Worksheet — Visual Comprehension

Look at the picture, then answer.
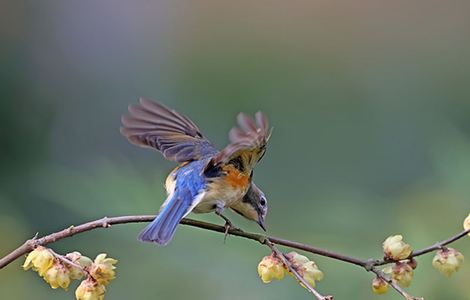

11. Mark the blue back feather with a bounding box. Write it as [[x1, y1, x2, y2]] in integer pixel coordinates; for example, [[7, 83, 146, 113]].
[[138, 161, 207, 245]]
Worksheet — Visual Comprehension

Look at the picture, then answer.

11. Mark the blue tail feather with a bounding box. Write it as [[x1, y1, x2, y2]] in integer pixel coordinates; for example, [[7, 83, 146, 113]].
[[138, 191, 194, 245]]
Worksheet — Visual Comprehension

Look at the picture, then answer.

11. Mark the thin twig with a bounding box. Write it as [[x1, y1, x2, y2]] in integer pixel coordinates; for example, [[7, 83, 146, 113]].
[[265, 239, 333, 300], [51, 251, 82, 271], [370, 268, 423, 300], [410, 228, 469, 257]]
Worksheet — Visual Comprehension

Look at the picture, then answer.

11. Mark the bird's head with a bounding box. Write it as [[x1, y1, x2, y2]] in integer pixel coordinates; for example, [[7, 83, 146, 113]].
[[230, 183, 268, 231]]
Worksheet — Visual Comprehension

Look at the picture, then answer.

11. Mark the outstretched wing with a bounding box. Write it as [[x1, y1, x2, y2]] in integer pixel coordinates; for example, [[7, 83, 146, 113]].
[[120, 97, 218, 162], [209, 111, 271, 170]]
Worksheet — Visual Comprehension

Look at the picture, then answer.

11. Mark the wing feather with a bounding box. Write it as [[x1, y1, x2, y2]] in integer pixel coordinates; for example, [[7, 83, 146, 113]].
[[120, 97, 218, 162], [210, 111, 271, 169]]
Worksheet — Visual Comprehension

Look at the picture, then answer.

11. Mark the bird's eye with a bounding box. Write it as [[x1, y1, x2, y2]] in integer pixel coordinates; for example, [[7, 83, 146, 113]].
[[260, 199, 266, 206]]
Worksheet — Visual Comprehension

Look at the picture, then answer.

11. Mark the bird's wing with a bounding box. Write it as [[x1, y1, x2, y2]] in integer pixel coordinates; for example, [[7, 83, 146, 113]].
[[120, 97, 218, 162], [208, 111, 271, 170]]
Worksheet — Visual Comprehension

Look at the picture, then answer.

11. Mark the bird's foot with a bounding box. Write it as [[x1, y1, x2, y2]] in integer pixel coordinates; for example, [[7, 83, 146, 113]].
[[222, 219, 234, 242], [215, 209, 235, 243]]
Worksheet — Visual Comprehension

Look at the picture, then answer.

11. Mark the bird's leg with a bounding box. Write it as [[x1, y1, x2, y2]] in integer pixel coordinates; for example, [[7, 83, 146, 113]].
[[214, 206, 234, 242]]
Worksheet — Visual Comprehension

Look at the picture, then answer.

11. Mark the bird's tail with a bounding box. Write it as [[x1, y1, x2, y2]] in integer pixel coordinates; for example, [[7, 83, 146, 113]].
[[138, 191, 194, 246]]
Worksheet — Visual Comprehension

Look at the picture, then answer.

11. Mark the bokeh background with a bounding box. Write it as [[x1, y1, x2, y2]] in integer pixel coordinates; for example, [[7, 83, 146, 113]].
[[1, 1, 470, 299]]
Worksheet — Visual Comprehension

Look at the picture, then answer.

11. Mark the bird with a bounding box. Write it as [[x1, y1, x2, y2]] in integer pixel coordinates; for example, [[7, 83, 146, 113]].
[[120, 98, 271, 245]]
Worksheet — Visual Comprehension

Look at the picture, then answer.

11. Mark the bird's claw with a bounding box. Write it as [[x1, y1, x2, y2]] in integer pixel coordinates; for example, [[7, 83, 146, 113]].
[[223, 220, 234, 243], [215, 210, 234, 243]]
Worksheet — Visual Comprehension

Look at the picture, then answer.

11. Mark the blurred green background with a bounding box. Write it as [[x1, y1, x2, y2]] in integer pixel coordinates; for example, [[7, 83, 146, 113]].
[[1, 1, 469, 299]]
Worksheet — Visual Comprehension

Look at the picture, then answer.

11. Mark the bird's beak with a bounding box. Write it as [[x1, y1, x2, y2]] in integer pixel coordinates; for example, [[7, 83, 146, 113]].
[[257, 218, 267, 231]]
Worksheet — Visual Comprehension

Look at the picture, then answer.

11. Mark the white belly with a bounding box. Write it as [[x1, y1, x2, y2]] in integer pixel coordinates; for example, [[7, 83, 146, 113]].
[[192, 183, 246, 214]]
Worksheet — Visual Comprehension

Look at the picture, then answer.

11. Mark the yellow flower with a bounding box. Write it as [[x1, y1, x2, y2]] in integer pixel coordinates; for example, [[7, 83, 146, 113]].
[[67, 251, 93, 268], [286, 252, 310, 267], [432, 248, 464, 277], [372, 277, 389, 295], [392, 262, 413, 287], [75, 278, 106, 300], [464, 213, 470, 237], [66, 252, 93, 280], [383, 235, 412, 260], [23, 246, 55, 276], [43, 261, 71, 290], [89, 254, 118, 285], [257, 255, 285, 283], [299, 261, 324, 288], [285, 252, 324, 288], [381, 266, 392, 274]]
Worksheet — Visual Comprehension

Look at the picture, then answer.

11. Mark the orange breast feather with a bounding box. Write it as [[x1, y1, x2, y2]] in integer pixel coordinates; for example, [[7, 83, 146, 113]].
[[223, 165, 249, 189]]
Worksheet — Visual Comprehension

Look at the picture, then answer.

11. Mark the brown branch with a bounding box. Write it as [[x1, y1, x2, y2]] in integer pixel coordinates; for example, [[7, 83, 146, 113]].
[[266, 235, 366, 267], [265, 240, 332, 300], [0, 215, 468, 299], [410, 228, 469, 257], [0, 215, 370, 270], [0, 215, 152, 269]]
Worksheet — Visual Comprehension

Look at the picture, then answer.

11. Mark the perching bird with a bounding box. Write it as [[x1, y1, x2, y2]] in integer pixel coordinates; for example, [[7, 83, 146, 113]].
[[120, 98, 271, 245]]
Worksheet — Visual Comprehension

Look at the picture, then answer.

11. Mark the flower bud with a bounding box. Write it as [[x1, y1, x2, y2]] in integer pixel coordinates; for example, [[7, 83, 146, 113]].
[[23, 246, 55, 276], [372, 277, 389, 295], [67, 252, 93, 268], [299, 261, 324, 288], [392, 262, 413, 287], [432, 248, 464, 277], [75, 278, 106, 300], [89, 254, 118, 286], [464, 213, 470, 237], [257, 255, 285, 283], [43, 261, 71, 290], [66, 252, 93, 280], [383, 235, 412, 260], [285, 252, 324, 288], [285, 252, 310, 267]]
